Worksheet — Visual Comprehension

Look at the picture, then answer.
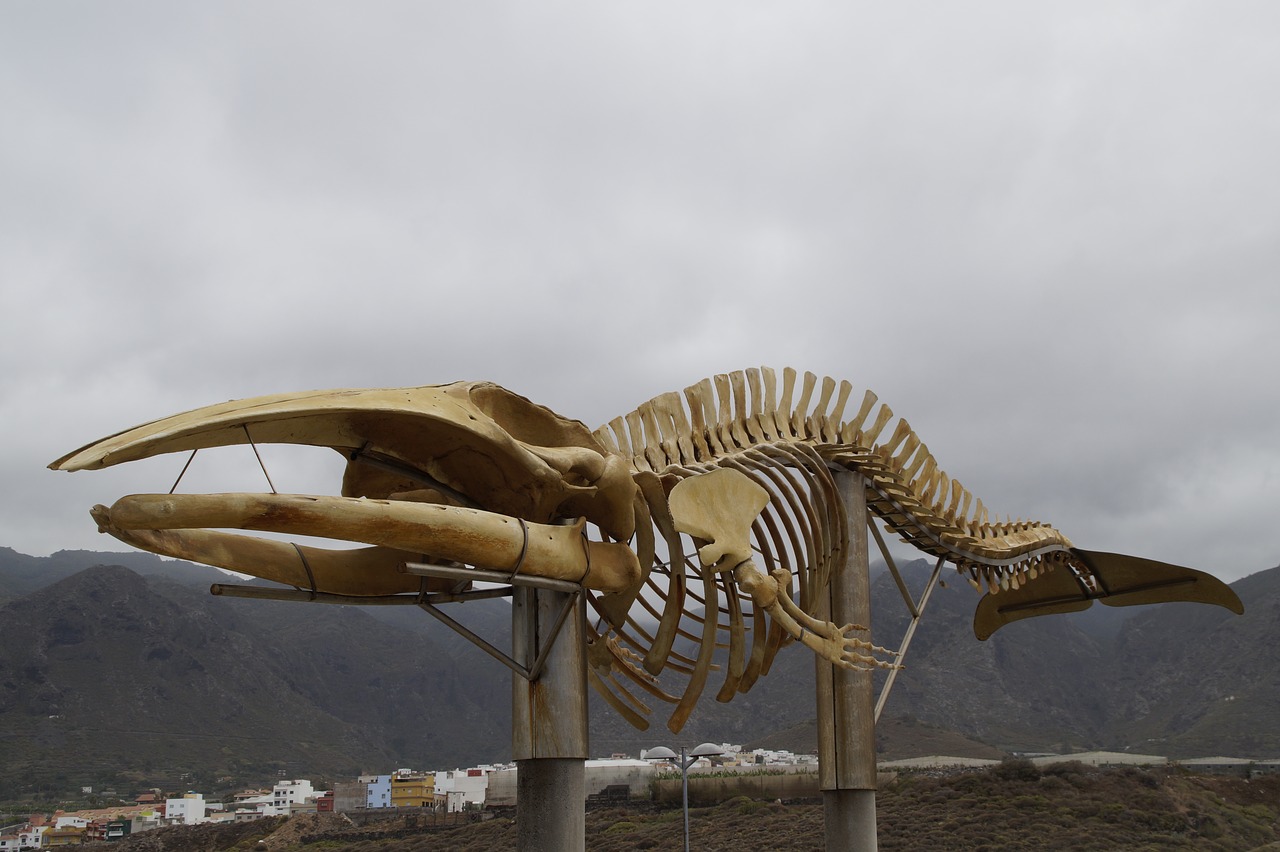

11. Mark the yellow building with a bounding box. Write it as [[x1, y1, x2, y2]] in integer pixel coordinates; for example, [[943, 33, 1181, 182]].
[[45, 825, 87, 847], [390, 771, 435, 808]]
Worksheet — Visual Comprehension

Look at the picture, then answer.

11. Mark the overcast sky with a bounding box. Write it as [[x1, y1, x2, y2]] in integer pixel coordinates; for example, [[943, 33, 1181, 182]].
[[3, 3, 1277, 586]]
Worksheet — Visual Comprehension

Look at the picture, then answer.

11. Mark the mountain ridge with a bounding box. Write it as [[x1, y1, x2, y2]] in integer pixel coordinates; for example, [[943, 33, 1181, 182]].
[[1, 547, 1274, 799]]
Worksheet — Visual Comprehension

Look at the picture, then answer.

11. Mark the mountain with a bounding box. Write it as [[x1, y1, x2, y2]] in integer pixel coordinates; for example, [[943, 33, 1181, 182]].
[[870, 558, 1280, 758], [0, 559, 510, 799], [1, 547, 1276, 800], [871, 561, 1115, 752], [1104, 566, 1280, 756], [0, 546, 230, 605]]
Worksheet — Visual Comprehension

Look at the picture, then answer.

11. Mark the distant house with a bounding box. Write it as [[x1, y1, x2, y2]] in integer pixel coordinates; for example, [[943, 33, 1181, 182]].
[[272, 779, 316, 812], [391, 771, 434, 808], [1031, 751, 1167, 768], [434, 769, 489, 812], [230, 793, 275, 818], [1178, 757, 1253, 776], [84, 819, 116, 843], [364, 775, 392, 809], [22, 825, 50, 848], [878, 755, 1000, 770], [332, 780, 367, 813], [105, 819, 133, 841], [487, 759, 655, 808], [164, 793, 207, 825], [44, 824, 87, 847]]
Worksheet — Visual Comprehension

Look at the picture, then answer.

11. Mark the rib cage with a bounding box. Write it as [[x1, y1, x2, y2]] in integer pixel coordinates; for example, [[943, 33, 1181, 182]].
[[583, 367, 1079, 734]]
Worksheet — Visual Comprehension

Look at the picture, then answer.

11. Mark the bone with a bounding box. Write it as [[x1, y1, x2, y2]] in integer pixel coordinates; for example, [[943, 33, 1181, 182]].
[[690, 378, 725, 459], [743, 368, 767, 444], [861, 403, 895, 446], [755, 367, 781, 442], [656, 391, 696, 465], [777, 367, 798, 439], [668, 469, 770, 569], [840, 389, 878, 445], [587, 667, 650, 731], [624, 410, 650, 472], [681, 382, 713, 461], [605, 416, 631, 457], [637, 402, 668, 470], [877, 419, 913, 461], [91, 505, 437, 597], [807, 375, 834, 441], [715, 577, 748, 702], [713, 373, 739, 451], [826, 379, 853, 444], [909, 453, 936, 492], [104, 493, 641, 593], [893, 433, 923, 476], [666, 561, 721, 733], [791, 370, 817, 438]]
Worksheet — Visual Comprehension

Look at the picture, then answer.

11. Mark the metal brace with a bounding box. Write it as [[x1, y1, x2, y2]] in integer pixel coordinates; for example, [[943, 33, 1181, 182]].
[[404, 561, 582, 682], [868, 515, 945, 723]]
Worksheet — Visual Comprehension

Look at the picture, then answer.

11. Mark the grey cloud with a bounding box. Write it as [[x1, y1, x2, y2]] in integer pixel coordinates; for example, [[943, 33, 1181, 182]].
[[4, 3, 1278, 582]]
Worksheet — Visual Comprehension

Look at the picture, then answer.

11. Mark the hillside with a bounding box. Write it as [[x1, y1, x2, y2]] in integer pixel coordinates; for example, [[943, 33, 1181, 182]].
[[93, 764, 1280, 851], [860, 558, 1280, 759], [0, 562, 509, 799], [2, 547, 1277, 800], [1106, 565, 1280, 757], [0, 546, 229, 605]]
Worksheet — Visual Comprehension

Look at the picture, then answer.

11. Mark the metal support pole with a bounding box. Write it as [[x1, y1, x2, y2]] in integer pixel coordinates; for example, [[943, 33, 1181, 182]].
[[513, 585, 588, 851], [817, 471, 877, 851], [681, 747, 690, 852]]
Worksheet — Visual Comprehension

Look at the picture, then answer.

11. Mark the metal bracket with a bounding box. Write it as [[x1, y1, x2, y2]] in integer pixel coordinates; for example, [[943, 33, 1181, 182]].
[[868, 516, 945, 723], [404, 562, 581, 682], [209, 583, 511, 607], [211, 559, 582, 683]]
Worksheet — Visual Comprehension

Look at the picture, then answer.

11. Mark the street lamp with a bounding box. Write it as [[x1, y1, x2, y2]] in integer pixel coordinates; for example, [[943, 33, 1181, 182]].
[[644, 742, 724, 851]]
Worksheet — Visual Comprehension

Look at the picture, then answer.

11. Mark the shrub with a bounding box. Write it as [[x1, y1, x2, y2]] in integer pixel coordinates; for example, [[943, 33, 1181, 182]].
[[991, 758, 1041, 783]]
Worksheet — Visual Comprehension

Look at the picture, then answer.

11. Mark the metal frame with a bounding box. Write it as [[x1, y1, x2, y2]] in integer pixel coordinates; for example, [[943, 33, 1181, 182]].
[[404, 562, 581, 682], [212, 561, 583, 683], [865, 516, 945, 723]]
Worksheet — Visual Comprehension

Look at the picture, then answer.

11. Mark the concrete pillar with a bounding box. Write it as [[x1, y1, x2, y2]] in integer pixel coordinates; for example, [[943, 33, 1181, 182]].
[[516, 757, 585, 849], [512, 586, 588, 851], [816, 471, 877, 851]]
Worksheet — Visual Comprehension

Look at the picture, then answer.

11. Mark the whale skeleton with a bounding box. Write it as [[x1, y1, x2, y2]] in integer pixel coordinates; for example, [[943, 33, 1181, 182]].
[[51, 367, 1242, 733]]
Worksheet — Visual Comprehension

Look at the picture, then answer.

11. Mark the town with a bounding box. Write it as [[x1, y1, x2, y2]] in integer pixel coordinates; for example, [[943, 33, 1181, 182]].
[[0, 743, 796, 848], [3, 746, 1277, 848]]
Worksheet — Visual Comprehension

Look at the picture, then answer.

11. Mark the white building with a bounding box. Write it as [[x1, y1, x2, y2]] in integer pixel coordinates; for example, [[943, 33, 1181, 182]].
[[165, 793, 207, 825], [434, 769, 489, 812], [879, 755, 1000, 770], [1031, 751, 1167, 768], [272, 779, 315, 811], [231, 793, 277, 817]]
